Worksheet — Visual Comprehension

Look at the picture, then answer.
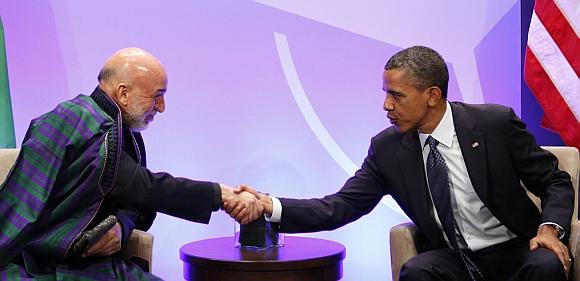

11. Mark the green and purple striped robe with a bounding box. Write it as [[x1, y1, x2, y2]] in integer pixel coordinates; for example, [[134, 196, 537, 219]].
[[0, 89, 160, 280]]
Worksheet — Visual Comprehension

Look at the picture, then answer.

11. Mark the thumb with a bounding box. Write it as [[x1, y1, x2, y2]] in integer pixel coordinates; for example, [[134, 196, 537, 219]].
[[233, 186, 244, 194], [529, 239, 539, 251]]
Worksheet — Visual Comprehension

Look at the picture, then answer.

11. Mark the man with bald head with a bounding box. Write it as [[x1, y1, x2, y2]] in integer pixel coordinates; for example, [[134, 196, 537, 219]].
[[0, 48, 260, 280]]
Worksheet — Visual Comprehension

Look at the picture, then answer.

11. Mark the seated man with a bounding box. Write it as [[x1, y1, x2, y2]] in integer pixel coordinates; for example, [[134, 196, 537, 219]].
[[228, 46, 574, 281], [0, 48, 261, 280]]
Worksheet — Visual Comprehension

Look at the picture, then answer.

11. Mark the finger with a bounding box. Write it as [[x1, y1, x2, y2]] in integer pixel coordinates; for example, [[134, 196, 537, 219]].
[[99, 237, 119, 256], [230, 203, 246, 218], [238, 185, 259, 197], [539, 239, 569, 272], [248, 204, 262, 221], [104, 242, 121, 256], [230, 204, 246, 220], [547, 242, 568, 271], [228, 199, 245, 213], [224, 200, 238, 213], [241, 210, 253, 224], [235, 209, 248, 223], [85, 237, 107, 256], [555, 245, 570, 274], [566, 257, 572, 278], [529, 239, 540, 251]]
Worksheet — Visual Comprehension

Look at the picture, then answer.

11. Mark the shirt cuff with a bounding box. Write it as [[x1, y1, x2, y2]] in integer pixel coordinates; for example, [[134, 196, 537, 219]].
[[539, 222, 565, 239], [265, 196, 282, 223]]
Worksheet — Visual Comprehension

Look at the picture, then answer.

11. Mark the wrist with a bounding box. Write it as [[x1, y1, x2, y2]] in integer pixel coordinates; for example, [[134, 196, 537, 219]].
[[220, 184, 234, 203], [538, 224, 560, 238], [261, 196, 273, 216]]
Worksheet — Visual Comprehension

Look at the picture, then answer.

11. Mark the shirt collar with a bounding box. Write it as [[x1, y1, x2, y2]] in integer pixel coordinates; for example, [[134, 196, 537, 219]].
[[419, 101, 454, 149]]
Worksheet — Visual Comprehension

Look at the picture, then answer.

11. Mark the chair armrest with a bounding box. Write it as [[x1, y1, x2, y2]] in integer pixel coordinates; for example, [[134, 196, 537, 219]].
[[390, 222, 421, 281], [122, 229, 154, 272]]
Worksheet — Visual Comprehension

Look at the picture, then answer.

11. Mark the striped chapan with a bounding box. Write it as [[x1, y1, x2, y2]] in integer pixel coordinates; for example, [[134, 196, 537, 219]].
[[0, 88, 159, 280]]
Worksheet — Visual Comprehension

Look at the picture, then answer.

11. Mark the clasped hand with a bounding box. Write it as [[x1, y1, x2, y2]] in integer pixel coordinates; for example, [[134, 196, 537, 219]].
[[83, 222, 123, 257], [221, 184, 266, 224]]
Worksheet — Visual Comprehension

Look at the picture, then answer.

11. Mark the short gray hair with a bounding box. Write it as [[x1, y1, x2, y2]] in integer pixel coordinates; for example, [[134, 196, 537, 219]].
[[97, 67, 116, 83], [384, 46, 449, 98]]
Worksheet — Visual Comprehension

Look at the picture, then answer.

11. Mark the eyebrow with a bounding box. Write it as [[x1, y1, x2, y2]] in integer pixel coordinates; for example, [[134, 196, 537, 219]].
[[385, 89, 405, 96], [154, 89, 166, 97]]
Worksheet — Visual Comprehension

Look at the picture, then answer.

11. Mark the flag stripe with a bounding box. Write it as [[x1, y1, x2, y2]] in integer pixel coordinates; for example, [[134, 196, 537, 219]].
[[535, 0, 580, 76], [528, 12, 580, 121], [525, 47, 580, 146], [554, 0, 580, 35]]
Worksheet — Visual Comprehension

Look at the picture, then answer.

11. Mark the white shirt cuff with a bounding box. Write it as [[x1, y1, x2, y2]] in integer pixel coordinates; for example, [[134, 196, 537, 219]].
[[265, 196, 282, 223], [539, 222, 565, 239]]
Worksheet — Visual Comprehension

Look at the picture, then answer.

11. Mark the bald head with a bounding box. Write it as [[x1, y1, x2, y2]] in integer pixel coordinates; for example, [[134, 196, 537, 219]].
[[98, 47, 168, 131], [98, 47, 166, 90]]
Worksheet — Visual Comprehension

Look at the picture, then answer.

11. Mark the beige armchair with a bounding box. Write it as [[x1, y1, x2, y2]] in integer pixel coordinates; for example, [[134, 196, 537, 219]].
[[389, 146, 580, 281], [0, 148, 154, 272]]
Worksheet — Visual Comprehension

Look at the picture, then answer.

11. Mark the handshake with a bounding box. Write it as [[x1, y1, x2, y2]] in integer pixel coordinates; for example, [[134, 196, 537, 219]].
[[220, 184, 273, 224]]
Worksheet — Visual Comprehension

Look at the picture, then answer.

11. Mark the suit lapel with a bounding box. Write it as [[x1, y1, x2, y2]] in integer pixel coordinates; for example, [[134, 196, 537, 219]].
[[451, 103, 489, 204], [397, 131, 445, 244]]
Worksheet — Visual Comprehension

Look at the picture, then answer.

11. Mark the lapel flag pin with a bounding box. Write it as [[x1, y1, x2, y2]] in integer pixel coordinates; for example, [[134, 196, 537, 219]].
[[472, 141, 479, 148]]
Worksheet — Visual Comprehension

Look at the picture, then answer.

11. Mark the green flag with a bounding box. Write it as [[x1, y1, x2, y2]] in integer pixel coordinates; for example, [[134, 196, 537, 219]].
[[0, 17, 15, 148]]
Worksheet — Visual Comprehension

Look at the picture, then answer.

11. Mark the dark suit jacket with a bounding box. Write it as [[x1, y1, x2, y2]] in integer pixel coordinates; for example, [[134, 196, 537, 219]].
[[277, 102, 574, 250]]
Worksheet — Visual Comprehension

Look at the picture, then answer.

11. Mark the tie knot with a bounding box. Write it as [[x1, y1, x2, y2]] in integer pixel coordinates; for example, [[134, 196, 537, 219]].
[[426, 136, 439, 148]]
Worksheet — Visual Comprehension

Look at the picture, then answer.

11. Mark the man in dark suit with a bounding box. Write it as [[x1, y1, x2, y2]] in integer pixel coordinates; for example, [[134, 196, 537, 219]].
[[226, 46, 574, 280]]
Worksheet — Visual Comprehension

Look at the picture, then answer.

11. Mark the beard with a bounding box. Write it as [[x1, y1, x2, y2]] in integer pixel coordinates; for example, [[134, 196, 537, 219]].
[[124, 102, 153, 132]]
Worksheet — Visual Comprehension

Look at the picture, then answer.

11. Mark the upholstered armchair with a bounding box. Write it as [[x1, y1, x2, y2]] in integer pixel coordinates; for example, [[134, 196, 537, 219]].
[[0, 148, 154, 272], [389, 146, 580, 281]]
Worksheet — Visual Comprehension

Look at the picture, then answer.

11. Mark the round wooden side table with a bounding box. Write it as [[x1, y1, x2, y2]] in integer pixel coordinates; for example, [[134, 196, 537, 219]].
[[180, 236, 346, 281]]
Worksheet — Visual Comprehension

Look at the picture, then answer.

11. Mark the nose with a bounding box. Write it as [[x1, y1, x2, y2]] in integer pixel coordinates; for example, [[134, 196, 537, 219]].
[[383, 93, 394, 111], [155, 95, 165, 113]]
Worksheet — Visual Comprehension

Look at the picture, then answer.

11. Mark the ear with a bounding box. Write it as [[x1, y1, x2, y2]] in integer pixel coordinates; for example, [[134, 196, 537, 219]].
[[427, 87, 443, 107], [116, 83, 129, 107]]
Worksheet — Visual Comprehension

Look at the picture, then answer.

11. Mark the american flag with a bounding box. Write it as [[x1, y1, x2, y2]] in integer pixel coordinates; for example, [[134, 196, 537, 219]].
[[524, 0, 580, 150]]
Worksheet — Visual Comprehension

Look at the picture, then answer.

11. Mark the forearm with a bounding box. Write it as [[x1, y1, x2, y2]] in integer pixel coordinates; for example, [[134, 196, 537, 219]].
[[111, 151, 219, 223], [278, 193, 381, 233]]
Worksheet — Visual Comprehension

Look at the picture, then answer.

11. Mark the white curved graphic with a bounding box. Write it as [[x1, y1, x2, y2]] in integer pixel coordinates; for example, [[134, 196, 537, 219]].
[[274, 32, 407, 218], [259, 1, 519, 104]]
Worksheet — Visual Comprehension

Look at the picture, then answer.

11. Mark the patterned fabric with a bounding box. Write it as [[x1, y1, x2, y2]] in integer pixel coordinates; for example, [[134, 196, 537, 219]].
[[425, 136, 455, 246], [426, 136, 483, 281], [1, 257, 162, 281], [0, 88, 159, 280]]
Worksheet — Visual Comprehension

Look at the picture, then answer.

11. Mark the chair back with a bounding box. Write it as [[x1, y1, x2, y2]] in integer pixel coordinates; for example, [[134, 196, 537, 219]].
[[0, 148, 20, 184], [524, 146, 579, 222]]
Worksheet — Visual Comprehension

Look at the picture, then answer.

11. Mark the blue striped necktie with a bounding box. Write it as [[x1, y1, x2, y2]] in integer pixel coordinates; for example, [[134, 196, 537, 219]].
[[425, 136, 484, 281]]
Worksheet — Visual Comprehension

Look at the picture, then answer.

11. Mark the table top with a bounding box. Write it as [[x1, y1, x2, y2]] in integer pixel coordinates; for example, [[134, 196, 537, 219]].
[[180, 236, 346, 271]]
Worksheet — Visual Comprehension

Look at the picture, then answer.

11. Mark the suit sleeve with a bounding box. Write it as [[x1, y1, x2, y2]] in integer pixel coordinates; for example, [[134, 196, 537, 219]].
[[278, 141, 387, 233], [506, 108, 574, 237], [110, 151, 222, 224], [115, 209, 137, 245]]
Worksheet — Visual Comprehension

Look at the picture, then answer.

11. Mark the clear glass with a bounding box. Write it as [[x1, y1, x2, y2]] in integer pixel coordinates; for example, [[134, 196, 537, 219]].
[[234, 218, 284, 249]]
